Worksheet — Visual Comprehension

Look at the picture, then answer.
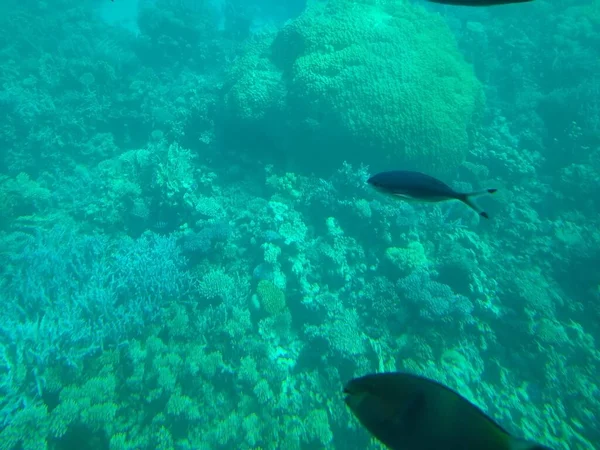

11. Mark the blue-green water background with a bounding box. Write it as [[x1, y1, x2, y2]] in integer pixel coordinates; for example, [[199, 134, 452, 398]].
[[0, 0, 598, 448]]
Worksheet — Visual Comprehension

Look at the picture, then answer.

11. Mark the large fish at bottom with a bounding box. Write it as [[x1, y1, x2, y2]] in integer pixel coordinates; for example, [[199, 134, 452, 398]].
[[367, 170, 497, 219], [344, 371, 554, 450]]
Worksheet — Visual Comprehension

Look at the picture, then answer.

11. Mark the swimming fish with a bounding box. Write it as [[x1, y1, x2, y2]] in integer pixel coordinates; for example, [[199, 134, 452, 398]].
[[344, 371, 553, 450], [367, 170, 497, 219], [427, 0, 533, 6]]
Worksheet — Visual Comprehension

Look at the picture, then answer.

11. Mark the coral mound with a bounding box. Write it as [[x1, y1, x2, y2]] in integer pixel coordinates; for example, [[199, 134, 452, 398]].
[[224, 0, 484, 175]]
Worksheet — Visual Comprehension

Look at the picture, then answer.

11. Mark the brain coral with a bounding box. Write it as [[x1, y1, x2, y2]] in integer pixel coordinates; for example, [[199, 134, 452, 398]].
[[224, 0, 484, 175]]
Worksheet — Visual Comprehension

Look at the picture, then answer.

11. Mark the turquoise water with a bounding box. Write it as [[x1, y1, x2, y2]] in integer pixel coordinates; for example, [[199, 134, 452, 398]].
[[0, 0, 598, 448]]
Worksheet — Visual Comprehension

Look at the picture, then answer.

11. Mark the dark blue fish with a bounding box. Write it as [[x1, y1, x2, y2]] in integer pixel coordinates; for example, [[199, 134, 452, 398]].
[[344, 372, 554, 450], [427, 0, 533, 5], [368, 170, 497, 219]]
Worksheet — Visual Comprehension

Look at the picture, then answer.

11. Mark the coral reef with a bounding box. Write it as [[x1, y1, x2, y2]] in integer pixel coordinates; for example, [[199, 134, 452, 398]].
[[0, 0, 598, 449]]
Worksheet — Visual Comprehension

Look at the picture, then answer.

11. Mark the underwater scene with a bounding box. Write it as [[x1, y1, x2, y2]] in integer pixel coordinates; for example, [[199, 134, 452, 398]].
[[0, 0, 599, 448]]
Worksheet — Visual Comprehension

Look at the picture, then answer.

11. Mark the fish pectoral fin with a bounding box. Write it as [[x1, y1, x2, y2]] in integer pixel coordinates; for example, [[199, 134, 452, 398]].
[[392, 193, 419, 203]]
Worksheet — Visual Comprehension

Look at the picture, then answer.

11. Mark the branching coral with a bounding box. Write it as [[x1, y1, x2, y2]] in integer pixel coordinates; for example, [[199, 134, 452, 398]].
[[397, 270, 474, 321]]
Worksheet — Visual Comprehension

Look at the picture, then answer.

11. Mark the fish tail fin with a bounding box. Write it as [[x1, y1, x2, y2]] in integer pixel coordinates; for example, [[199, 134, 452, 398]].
[[457, 189, 497, 219]]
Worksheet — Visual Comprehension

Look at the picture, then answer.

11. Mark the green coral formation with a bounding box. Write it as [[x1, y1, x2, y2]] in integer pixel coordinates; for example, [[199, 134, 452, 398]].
[[279, 0, 484, 173], [385, 241, 428, 274], [257, 280, 287, 315], [225, 0, 484, 174]]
